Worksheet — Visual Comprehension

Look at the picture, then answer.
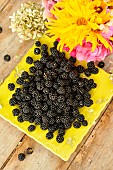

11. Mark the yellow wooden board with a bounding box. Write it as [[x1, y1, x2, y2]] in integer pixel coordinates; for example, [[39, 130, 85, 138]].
[[0, 35, 113, 161]]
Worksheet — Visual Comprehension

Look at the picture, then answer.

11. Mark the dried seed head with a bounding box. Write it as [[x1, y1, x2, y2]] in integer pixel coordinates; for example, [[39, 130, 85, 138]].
[[9, 2, 46, 42]]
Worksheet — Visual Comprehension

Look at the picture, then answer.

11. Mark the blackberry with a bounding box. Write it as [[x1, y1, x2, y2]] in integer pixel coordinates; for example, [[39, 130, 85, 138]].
[[78, 80, 84, 87], [84, 92, 91, 99], [43, 88, 49, 95], [26, 56, 33, 64], [16, 77, 24, 85], [46, 132, 53, 139], [29, 117, 35, 123], [40, 123, 48, 130], [50, 47, 59, 56], [21, 71, 29, 79], [42, 103, 48, 111], [73, 121, 81, 128], [91, 83, 97, 88], [77, 114, 84, 122], [34, 60, 43, 69], [53, 82, 59, 89], [45, 80, 53, 88], [69, 56, 76, 63], [41, 51, 49, 57], [79, 88, 85, 94], [34, 117, 42, 125], [29, 66, 37, 73], [26, 148, 33, 155], [56, 134, 64, 143], [35, 70, 43, 77], [36, 82, 44, 90], [60, 72, 68, 79], [58, 129, 65, 136], [47, 110, 54, 118], [63, 65, 70, 73], [88, 79, 94, 85], [8, 83, 15, 91], [41, 44, 48, 51], [76, 65, 85, 73], [57, 95, 65, 103], [49, 118, 55, 125], [84, 99, 93, 107], [59, 52, 65, 58], [12, 108, 20, 116], [53, 40, 59, 47], [17, 115, 24, 123], [48, 124, 57, 132], [40, 56, 47, 64], [87, 61, 95, 68], [28, 75, 34, 81], [22, 106, 30, 114], [57, 87, 65, 94], [56, 116, 61, 124], [18, 153, 25, 161], [34, 48, 41, 55], [72, 109, 80, 118], [76, 94, 82, 101], [22, 81, 29, 88], [72, 84, 78, 92], [49, 92, 57, 101], [98, 61, 105, 68], [82, 120, 88, 126], [35, 40, 41, 47], [84, 68, 91, 77], [4, 54, 11, 62], [69, 71, 78, 79], [91, 67, 99, 74], [66, 98, 73, 106], [15, 88, 21, 94], [9, 98, 17, 106], [0, 27, 3, 33], [28, 125, 36, 132], [78, 100, 84, 107], [22, 114, 30, 121], [64, 123, 72, 129]]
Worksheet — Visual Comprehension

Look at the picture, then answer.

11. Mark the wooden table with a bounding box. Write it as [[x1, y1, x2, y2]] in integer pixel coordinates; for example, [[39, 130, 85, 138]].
[[0, 1, 113, 170]]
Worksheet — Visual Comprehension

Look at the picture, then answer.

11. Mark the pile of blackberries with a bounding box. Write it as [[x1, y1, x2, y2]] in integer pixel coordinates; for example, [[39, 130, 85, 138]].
[[8, 40, 98, 143]]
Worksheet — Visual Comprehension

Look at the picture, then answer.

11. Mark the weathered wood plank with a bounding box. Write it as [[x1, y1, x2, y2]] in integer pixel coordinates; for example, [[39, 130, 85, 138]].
[[0, 117, 24, 167], [68, 100, 113, 170]]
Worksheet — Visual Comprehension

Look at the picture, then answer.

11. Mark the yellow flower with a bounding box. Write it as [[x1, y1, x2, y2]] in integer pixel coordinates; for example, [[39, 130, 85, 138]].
[[46, 0, 112, 52]]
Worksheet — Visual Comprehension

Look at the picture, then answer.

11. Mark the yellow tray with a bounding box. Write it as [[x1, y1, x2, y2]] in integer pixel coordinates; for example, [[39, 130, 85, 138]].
[[0, 35, 113, 161]]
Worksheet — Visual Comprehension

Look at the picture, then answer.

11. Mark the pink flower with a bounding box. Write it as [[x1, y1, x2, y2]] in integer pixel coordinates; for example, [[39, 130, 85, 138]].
[[42, 0, 60, 19], [102, 26, 113, 39], [64, 40, 112, 62]]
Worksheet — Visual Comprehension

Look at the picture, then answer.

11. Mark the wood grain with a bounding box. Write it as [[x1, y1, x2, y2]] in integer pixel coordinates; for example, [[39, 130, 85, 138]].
[[0, 117, 23, 167]]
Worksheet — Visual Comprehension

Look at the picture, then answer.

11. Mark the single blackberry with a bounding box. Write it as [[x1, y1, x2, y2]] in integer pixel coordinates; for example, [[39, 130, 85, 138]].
[[49, 92, 57, 101], [36, 82, 44, 90], [66, 98, 73, 106], [91, 67, 99, 74], [49, 118, 56, 125], [29, 66, 37, 73], [9, 98, 17, 106], [21, 71, 29, 79], [56, 134, 64, 143], [58, 129, 65, 136], [57, 95, 65, 103], [17, 115, 24, 123], [28, 75, 34, 81], [35, 40, 41, 47], [18, 153, 25, 161], [84, 92, 91, 99], [29, 117, 35, 123], [60, 72, 68, 79], [41, 44, 48, 51], [72, 99, 79, 107], [98, 61, 105, 68], [12, 108, 20, 116], [56, 116, 61, 124], [63, 65, 70, 73], [84, 99, 93, 107], [42, 103, 48, 111], [47, 110, 54, 118], [72, 109, 80, 118], [53, 82, 59, 89], [34, 60, 43, 69], [8, 83, 15, 91], [45, 80, 53, 88], [0, 27, 3, 33], [79, 88, 85, 94], [48, 124, 57, 132], [50, 47, 59, 56], [82, 120, 88, 126], [26, 56, 33, 64], [77, 114, 85, 122], [22, 114, 31, 121], [84, 68, 91, 77], [40, 123, 48, 130], [91, 83, 97, 88], [59, 52, 65, 58], [46, 132, 53, 139], [26, 148, 33, 155], [28, 125, 36, 132], [41, 51, 49, 57], [76, 65, 85, 73], [64, 123, 72, 129], [78, 100, 84, 107], [69, 56, 76, 63], [73, 121, 81, 128], [69, 71, 78, 79], [15, 88, 21, 94], [34, 48, 41, 55], [34, 117, 42, 125], [76, 94, 82, 101], [53, 40, 59, 47], [16, 77, 24, 85], [88, 79, 94, 85], [40, 56, 47, 64], [87, 61, 95, 68], [57, 87, 65, 95], [4, 54, 11, 62]]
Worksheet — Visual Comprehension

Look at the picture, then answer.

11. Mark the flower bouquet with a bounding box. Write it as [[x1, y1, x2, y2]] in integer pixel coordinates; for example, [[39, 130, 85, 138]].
[[42, 0, 113, 62]]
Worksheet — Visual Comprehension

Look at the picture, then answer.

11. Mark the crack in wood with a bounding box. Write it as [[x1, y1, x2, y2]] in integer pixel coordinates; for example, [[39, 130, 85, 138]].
[[0, 0, 11, 12], [0, 134, 26, 170]]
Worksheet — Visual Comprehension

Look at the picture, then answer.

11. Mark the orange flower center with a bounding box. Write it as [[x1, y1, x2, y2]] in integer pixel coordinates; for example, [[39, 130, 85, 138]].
[[76, 18, 87, 26]]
